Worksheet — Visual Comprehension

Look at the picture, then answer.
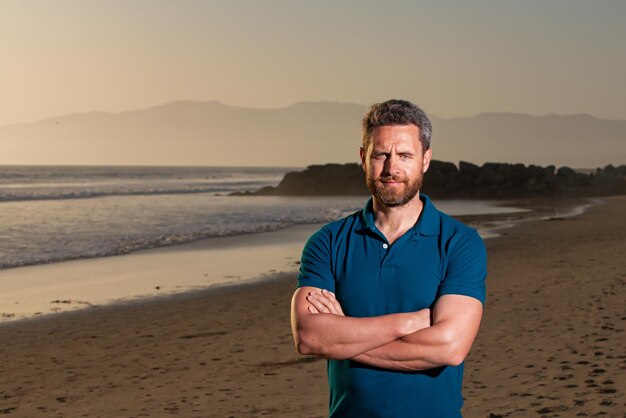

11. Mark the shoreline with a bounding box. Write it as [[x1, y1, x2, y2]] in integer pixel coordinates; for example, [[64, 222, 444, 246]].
[[0, 196, 623, 417], [0, 222, 322, 323], [0, 197, 599, 323], [0, 195, 529, 271], [458, 196, 604, 238]]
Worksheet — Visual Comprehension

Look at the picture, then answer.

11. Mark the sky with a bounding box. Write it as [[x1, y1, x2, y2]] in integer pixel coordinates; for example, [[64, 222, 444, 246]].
[[1, 0, 625, 127]]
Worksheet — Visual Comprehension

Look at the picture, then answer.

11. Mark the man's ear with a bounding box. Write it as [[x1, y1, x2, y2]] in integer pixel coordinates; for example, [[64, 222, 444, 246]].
[[422, 148, 432, 174], [359, 147, 367, 171]]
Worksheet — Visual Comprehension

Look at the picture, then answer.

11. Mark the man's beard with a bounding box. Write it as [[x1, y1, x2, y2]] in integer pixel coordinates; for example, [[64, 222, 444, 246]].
[[366, 173, 422, 208]]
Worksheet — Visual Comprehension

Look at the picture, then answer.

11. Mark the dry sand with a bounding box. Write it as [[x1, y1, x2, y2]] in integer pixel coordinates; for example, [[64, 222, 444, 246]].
[[0, 196, 624, 417]]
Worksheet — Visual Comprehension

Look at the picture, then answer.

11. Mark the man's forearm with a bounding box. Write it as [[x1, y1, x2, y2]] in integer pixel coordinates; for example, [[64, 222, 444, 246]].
[[291, 287, 430, 360], [294, 312, 420, 360], [351, 325, 458, 371], [352, 295, 483, 371]]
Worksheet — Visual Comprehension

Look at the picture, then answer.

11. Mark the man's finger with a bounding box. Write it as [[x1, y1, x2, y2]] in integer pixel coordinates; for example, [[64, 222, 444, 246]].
[[316, 290, 345, 316], [307, 291, 344, 315], [308, 304, 320, 314], [307, 293, 331, 313]]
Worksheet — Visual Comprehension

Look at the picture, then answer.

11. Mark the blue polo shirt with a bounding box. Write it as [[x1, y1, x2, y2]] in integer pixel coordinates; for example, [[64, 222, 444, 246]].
[[297, 194, 487, 418]]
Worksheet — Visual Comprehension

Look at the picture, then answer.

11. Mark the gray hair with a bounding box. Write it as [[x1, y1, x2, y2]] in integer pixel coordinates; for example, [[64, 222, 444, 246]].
[[361, 99, 432, 152]]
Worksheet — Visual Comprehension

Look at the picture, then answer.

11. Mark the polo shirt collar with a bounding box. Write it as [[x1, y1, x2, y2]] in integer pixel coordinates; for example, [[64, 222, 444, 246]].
[[358, 194, 440, 238], [416, 194, 440, 237]]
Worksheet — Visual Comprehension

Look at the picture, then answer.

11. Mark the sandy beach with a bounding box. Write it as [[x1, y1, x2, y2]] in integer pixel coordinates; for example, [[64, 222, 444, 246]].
[[1, 196, 625, 417]]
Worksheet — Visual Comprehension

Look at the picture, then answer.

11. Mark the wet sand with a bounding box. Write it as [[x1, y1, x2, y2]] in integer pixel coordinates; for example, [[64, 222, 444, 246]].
[[0, 196, 624, 417], [0, 223, 321, 322]]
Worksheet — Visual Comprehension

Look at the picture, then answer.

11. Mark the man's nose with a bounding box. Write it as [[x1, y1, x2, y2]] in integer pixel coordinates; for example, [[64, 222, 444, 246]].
[[384, 153, 399, 174]]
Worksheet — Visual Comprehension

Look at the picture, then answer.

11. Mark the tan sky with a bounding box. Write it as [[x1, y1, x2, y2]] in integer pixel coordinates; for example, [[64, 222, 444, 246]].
[[1, 0, 625, 126]]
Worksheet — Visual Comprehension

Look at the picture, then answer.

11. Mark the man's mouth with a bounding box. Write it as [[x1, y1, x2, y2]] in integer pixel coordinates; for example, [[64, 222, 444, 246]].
[[379, 177, 404, 184]]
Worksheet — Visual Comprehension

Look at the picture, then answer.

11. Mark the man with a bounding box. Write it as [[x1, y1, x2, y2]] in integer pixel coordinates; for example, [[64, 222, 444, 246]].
[[290, 99, 487, 417]]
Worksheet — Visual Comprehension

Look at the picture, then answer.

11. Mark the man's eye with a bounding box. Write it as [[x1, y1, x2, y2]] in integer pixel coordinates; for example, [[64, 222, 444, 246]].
[[373, 154, 386, 160]]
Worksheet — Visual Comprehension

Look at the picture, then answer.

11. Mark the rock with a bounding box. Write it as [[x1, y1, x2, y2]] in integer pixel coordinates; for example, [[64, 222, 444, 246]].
[[459, 161, 480, 175], [557, 166, 576, 178]]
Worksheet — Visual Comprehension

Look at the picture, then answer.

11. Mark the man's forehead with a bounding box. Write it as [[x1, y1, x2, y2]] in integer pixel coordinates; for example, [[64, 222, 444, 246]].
[[371, 125, 421, 147], [372, 124, 420, 136]]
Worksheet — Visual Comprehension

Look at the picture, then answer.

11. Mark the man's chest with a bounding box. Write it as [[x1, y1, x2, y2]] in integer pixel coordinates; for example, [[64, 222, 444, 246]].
[[331, 236, 444, 316]]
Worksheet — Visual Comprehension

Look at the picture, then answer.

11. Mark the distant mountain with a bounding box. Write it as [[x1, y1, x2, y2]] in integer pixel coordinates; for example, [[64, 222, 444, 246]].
[[0, 101, 624, 167], [433, 112, 626, 169]]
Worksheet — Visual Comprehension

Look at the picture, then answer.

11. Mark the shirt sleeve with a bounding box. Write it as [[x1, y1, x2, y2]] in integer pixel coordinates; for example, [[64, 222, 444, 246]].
[[297, 226, 336, 293], [438, 228, 487, 304]]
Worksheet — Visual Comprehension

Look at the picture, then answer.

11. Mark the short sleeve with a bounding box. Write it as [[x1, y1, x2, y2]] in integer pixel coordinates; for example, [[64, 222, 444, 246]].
[[438, 229, 487, 304], [297, 227, 336, 293]]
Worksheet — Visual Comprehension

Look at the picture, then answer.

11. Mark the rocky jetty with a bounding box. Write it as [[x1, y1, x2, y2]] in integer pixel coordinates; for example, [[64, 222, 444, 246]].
[[423, 161, 626, 198], [234, 161, 626, 199]]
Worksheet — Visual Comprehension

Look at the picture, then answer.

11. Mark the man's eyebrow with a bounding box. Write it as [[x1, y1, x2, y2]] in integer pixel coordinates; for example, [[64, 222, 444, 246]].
[[371, 149, 415, 155]]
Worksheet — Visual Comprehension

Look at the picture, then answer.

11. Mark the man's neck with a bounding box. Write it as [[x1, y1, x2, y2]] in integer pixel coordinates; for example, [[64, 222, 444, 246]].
[[372, 194, 424, 245]]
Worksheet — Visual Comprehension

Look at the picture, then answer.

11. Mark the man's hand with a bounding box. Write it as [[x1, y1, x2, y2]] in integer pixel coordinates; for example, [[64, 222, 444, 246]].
[[305, 289, 345, 316]]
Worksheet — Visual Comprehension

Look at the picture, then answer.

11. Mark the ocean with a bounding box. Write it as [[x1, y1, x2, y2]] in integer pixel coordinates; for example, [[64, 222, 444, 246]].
[[0, 165, 529, 270]]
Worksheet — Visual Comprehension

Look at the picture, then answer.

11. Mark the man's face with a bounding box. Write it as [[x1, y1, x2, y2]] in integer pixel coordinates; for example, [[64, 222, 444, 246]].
[[360, 124, 432, 208]]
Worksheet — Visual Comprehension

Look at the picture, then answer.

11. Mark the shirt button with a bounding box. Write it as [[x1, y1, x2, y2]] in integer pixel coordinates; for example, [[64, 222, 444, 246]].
[[382, 243, 388, 249]]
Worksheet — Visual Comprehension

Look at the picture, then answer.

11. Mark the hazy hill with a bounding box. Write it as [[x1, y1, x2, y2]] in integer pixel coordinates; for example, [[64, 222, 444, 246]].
[[0, 101, 624, 167]]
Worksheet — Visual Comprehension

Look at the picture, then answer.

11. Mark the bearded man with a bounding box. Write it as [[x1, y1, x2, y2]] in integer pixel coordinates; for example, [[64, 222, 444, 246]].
[[290, 99, 487, 417]]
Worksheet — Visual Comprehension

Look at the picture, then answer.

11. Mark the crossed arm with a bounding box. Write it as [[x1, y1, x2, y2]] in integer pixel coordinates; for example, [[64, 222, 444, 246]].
[[290, 286, 483, 371]]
